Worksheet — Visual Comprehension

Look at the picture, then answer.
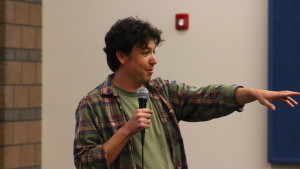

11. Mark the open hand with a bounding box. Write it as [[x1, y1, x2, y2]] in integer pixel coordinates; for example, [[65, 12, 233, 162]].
[[253, 89, 300, 110]]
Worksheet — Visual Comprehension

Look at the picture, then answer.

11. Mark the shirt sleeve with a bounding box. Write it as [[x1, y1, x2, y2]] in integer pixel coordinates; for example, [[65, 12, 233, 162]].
[[167, 81, 243, 122], [73, 98, 111, 169]]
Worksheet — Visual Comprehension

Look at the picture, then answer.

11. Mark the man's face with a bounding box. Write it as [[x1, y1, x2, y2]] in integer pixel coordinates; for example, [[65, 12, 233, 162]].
[[122, 39, 157, 85]]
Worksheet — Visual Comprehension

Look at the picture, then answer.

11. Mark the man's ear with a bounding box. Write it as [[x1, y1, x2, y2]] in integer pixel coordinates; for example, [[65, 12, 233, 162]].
[[116, 51, 127, 64]]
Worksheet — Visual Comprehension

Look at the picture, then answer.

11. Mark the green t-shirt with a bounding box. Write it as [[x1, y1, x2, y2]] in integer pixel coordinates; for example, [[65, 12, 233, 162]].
[[114, 85, 174, 169]]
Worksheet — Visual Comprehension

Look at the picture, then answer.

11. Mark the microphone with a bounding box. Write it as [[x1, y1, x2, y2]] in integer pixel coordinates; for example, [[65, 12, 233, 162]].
[[136, 87, 149, 146]]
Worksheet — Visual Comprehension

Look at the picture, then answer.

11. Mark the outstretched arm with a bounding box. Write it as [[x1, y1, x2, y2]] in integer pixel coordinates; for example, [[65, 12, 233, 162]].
[[236, 88, 300, 110]]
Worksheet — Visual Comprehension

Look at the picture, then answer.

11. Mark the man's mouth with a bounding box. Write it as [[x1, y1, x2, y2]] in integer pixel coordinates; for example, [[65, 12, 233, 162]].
[[146, 69, 153, 74]]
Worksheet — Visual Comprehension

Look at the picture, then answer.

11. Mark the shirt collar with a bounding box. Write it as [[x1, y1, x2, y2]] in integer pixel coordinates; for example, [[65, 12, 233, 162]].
[[100, 73, 117, 96], [100, 73, 158, 96]]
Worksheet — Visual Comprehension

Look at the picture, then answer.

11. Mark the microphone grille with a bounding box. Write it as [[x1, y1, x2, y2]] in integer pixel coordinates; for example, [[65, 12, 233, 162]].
[[136, 87, 149, 99]]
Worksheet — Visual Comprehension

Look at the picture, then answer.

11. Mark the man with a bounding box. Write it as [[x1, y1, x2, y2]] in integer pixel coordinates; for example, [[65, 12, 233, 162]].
[[73, 17, 299, 169]]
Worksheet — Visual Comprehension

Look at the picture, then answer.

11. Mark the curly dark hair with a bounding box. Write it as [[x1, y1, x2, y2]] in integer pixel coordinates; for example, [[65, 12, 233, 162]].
[[103, 17, 164, 72]]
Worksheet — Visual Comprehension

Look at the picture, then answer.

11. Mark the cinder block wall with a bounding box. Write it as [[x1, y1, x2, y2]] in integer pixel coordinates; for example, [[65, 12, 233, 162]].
[[0, 0, 42, 168]]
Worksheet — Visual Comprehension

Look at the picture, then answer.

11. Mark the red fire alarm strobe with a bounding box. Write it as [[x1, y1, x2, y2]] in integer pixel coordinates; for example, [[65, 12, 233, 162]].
[[176, 13, 189, 30]]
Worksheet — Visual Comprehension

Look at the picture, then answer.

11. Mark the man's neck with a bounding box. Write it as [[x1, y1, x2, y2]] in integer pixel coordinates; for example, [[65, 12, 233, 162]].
[[112, 72, 142, 92]]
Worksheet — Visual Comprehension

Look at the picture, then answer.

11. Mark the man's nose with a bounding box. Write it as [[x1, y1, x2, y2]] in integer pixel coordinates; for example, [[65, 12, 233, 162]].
[[150, 53, 157, 65]]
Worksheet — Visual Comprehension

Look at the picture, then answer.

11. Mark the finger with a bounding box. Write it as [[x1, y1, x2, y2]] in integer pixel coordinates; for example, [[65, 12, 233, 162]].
[[282, 100, 295, 107], [282, 99, 295, 108], [141, 120, 151, 129], [143, 124, 150, 129], [283, 90, 300, 93], [260, 99, 276, 110], [139, 109, 153, 115], [274, 92, 300, 102], [141, 118, 151, 125], [269, 103, 276, 111], [140, 113, 152, 120], [137, 119, 150, 129], [136, 109, 153, 116], [146, 114, 152, 119], [282, 91, 300, 96], [138, 124, 149, 131], [286, 97, 298, 105]]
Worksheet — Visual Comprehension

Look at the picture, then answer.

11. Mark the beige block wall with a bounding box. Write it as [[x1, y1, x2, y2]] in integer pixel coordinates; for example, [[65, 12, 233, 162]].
[[43, 0, 300, 168], [0, 0, 42, 168]]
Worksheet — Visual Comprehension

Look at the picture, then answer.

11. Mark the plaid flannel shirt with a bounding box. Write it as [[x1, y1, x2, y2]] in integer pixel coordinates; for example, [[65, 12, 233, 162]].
[[74, 74, 243, 169]]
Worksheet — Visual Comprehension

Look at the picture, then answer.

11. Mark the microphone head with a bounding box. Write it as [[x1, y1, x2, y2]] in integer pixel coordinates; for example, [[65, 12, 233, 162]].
[[136, 87, 149, 99]]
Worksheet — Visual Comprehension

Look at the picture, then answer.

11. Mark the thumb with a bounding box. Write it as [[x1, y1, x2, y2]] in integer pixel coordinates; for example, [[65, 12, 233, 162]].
[[260, 99, 276, 111]]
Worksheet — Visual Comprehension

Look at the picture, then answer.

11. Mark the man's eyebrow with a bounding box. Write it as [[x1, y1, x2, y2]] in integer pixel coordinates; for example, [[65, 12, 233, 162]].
[[141, 47, 151, 50], [145, 46, 156, 50]]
